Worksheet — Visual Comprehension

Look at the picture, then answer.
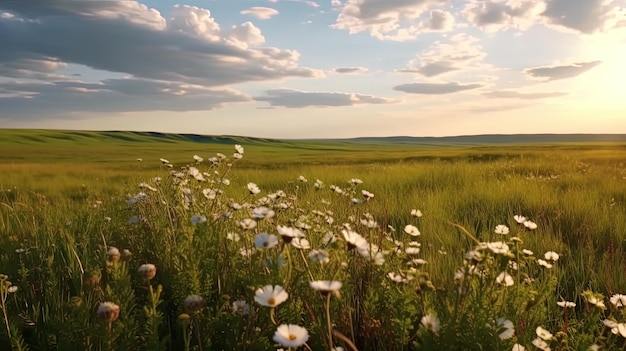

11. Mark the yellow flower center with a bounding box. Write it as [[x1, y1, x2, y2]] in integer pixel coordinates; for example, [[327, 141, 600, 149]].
[[288, 334, 297, 341], [267, 297, 275, 306]]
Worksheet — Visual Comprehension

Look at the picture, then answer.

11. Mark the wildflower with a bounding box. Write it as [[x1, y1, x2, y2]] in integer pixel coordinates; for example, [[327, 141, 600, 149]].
[[202, 189, 217, 200], [610, 294, 626, 308], [409, 258, 428, 265], [247, 183, 260, 195], [298, 175, 307, 183], [532, 338, 550, 351], [362, 190, 374, 200], [421, 314, 441, 333], [342, 230, 368, 250], [465, 250, 483, 262], [523, 220, 537, 230], [497, 318, 515, 340], [351, 198, 364, 204], [537, 259, 552, 268], [536, 326, 553, 340], [411, 209, 423, 218], [254, 233, 279, 249], [544, 251, 559, 261], [487, 241, 510, 254], [188, 167, 205, 181], [160, 158, 169, 164], [495, 225, 510, 235], [254, 285, 288, 307], [137, 158, 143, 162], [314, 179, 324, 189], [512, 344, 526, 351], [252, 206, 275, 219], [232, 300, 249, 315], [227, 232, 240, 241], [308, 249, 330, 263], [184, 295, 205, 313], [617, 324, 626, 338], [235, 144, 244, 154], [191, 214, 207, 224], [585, 295, 607, 310], [496, 272, 514, 287], [350, 178, 363, 185], [405, 247, 420, 255], [388, 272, 413, 284], [309, 280, 342, 295], [360, 218, 378, 228], [273, 324, 309, 348], [522, 249, 534, 256], [360, 248, 385, 265], [240, 218, 257, 230], [557, 300, 576, 308], [291, 237, 311, 249], [97, 302, 120, 322], [7, 286, 18, 293], [239, 248, 255, 257], [138, 264, 157, 280], [514, 215, 526, 223], [277, 225, 305, 243], [588, 344, 600, 351], [106, 247, 120, 262], [404, 225, 420, 236]]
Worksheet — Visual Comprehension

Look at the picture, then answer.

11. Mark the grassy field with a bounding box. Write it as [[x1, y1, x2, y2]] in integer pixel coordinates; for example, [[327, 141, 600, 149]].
[[1, 129, 626, 350]]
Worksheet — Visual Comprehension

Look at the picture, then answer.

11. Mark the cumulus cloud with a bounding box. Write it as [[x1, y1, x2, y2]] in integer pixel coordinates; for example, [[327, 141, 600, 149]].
[[255, 88, 393, 107], [483, 90, 568, 99], [269, 0, 320, 8], [393, 82, 483, 94], [0, 1, 321, 88], [463, 0, 545, 33], [398, 33, 486, 77], [332, 0, 454, 41], [542, 0, 624, 34], [334, 67, 368, 74], [241, 7, 279, 20], [0, 78, 250, 118], [524, 61, 602, 81]]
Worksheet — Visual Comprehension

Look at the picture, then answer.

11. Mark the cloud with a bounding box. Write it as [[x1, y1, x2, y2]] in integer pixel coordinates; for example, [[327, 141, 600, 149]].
[[393, 82, 483, 94], [0, 58, 71, 81], [524, 61, 602, 81], [241, 7, 279, 20], [269, 0, 320, 8], [255, 88, 393, 107], [332, 0, 455, 41], [0, 1, 321, 88], [0, 78, 250, 118], [463, 0, 545, 33], [483, 90, 568, 99], [398, 33, 486, 77], [334, 67, 368, 74], [542, 0, 624, 34]]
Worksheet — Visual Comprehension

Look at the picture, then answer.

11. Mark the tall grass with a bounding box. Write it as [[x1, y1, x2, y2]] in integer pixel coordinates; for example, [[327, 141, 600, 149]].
[[0, 137, 625, 350]]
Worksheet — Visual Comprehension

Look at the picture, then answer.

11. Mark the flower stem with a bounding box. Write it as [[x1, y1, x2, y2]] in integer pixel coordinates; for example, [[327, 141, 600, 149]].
[[325, 293, 334, 350]]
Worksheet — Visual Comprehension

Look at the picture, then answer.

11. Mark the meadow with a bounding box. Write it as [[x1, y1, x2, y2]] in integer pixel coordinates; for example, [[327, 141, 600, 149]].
[[1, 129, 626, 351]]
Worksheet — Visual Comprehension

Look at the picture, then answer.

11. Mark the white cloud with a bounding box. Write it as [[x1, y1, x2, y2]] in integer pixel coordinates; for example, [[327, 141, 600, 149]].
[[524, 61, 603, 81], [255, 88, 393, 107], [332, 0, 454, 41], [0, 78, 250, 118], [483, 90, 568, 99], [463, 0, 545, 33], [398, 33, 486, 77], [227, 22, 266, 49], [334, 67, 368, 74], [240, 7, 279, 20], [394, 81, 484, 94], [542, 0, 624, 34]]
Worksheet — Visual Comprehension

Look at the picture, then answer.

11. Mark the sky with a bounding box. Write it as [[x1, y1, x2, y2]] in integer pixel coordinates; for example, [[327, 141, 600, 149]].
[[0, 0, 625, 138]]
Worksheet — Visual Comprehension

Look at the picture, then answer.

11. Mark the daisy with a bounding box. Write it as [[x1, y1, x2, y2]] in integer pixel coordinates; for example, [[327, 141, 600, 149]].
[[342, 230, 368, 251], [291, 237, 311, 249], [421, 314, 441, 333], [192, 155, 203, 163], [544, 251, 559, 261], [298, 175, 307, 183], [308, 249, 330, 264], [523, 220, 537, 230], [235, 144, 244, 154], [404, 225, 420, 236], [513, 215, 526, 224], [411, 209, 423, 218], [254, 232, 278, 249], [309, 280, 342, 294], [557, 300, 576, 308], [252, 206, 275, 219], [512, 344, 526, 351], [497, 318, 515, 340], [496, 272, 514, 287], [254, 285, 288, 307], [239, 218, 257, 230], [350, 178, 363, 185], [273, 324, 309, 348], [532, 338, 550, 351], [191, 215, 207, 224], [537, 259, 553, 269], [362, 190, 374, 200], [232, 300, 249, 315], [277, 225, 305, 243], [487, 241, 509, 254], [536, 326, 553, 340], [247, 183, 260, 195], [495, 225, 510, 235], [610, 294, 626, 308]]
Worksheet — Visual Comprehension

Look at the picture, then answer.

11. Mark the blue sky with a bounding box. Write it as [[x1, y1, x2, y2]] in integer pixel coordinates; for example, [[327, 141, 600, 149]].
[[0, 0, 624, 138]]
